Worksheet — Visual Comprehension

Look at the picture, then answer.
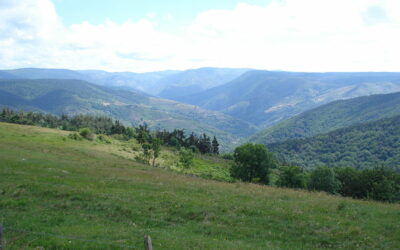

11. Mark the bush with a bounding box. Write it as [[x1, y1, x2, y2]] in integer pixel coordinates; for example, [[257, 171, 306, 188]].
[[68, 132, 82, 140], [97, 134, 111, 144], [179, 148, 194, 169], [79, 128, 95, 140], [308, 166, 340, 194], [221, 153, 234, 160]]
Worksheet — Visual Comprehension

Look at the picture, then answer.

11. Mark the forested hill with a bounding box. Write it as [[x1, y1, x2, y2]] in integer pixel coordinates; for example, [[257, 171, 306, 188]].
[[251, 91, 400, 144], [0, 79, 257, 150], [268, 115, 400, 170], [176, 70, 400, 127]]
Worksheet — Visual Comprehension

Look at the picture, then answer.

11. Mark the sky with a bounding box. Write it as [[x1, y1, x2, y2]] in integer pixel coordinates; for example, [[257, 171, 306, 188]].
[[0, 0, 399, 72]]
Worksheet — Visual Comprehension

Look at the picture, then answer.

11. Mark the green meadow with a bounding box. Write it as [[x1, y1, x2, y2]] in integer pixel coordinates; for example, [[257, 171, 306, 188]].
[[0, 122, 399, 249]]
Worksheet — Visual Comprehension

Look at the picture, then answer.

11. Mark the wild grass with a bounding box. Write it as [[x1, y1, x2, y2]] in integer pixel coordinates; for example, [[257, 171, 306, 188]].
[[0, 122, 399, 249]]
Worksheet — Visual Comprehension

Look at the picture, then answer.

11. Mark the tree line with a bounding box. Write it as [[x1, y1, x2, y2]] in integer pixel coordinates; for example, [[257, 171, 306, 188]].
[[230, 143, 400, 203], [0, 108, 219, 155]]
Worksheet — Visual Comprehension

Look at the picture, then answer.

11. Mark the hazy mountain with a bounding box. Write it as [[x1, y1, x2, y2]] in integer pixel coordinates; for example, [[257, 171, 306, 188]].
[[78, 69, 179, 93], [268, 115, 400, 170], [178, 70, 400, 127], [2, 68, 88, 80], [251, 91, 400, 144], [0, 79, 256, 150], [157, 67, 250, 99], [0, 71, 21, 79], [1, 67, 250, 97]]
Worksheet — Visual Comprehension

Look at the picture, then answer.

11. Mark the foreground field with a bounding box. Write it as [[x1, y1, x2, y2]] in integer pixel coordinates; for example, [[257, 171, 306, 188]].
[[0, 122, 399, 249]]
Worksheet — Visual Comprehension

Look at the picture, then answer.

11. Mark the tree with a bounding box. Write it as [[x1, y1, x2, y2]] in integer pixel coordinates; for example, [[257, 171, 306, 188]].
[[308, 166, 340, 194], [230, 143, 276, 184], [141, 143, 152, 164], [136, 123, 150, 144], [151, 138, 161, 167], [198, 133, 212, 154], [212, 136, 219, 154], [179, 148, 194, 169], [359, 167, 400, 202], [334, 167, 363, 198], [276, 166, 305, 188]]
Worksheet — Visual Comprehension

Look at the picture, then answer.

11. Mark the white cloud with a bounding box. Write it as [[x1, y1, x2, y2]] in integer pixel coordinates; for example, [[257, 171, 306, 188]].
[[0, 0, 400, 72]]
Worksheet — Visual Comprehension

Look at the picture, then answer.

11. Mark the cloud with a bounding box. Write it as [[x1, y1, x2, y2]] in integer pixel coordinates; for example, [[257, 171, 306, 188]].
[[0, 0, 400, 72]]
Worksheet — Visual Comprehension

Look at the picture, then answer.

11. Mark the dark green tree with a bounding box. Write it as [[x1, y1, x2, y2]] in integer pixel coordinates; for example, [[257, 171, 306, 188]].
[[212, 136, 219, 154], [334, 167, 363, 198], [151, 138, 162, 167], [136, 123, 150, 144], [276, 166, 306, 188], [230, 143, 276, 184], [308, 166, 340, 194]]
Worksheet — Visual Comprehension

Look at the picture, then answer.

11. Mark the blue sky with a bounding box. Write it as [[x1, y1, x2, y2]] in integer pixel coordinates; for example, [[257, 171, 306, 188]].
[[54, 0, 269, 31], [1, 0, 400, 72]]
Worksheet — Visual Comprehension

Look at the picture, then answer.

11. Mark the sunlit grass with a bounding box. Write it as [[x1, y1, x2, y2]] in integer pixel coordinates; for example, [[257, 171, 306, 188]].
[[1, 122, 399, 249]]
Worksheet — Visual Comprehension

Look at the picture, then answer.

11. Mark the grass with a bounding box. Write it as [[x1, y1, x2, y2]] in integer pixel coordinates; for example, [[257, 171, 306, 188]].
[[0, 122, 400, 249]]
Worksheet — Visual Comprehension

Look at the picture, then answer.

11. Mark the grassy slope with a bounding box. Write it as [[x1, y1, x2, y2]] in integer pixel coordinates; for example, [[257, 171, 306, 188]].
[[1, 122, 400, 249]]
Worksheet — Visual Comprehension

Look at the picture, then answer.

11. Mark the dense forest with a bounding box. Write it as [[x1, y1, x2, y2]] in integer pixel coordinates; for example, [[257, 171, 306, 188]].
[[251, 91, 400, 144], [268, 115, 400, 171]]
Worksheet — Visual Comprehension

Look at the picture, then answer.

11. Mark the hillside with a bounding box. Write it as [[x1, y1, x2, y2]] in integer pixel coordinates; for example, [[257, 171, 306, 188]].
[[1, 122, 400, 249], [268, 115, 400, 170], [251, 91, 400, 144], [178, 71, 400, 127], [0, 79, 256, 150]]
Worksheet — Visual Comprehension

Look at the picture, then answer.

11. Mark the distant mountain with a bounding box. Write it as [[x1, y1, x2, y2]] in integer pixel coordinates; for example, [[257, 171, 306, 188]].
[[78, 70, 179, 94], [1, 67, 250, 97], [268, 115, 400, 170], [0, 71, 21, 79], [157, 67, 250, 99], [251, 92, 400, 144], [0, 79, 256, 150], [2, 68, 87, 80], [178, 71, 400, 127]]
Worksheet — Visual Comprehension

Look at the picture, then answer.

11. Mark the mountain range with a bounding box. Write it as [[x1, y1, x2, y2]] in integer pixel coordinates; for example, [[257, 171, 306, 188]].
[[1, 67, 249, 97], [0, 78, 256, 151], [2, 67, 400, 157], [175, 71, 400, 127]]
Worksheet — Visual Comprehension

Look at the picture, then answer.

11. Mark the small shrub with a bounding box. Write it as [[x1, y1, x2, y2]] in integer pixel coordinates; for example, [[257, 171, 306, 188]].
[[134, 154, 149, 164], [179, 148, 194, 169], [68, 133, 82, 140], [97, 134, 111, 144], [79, 128, 95, 141], [221, 153, 234, 160], [131, 144, 141, 151], [337, 201, 347, 211]]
